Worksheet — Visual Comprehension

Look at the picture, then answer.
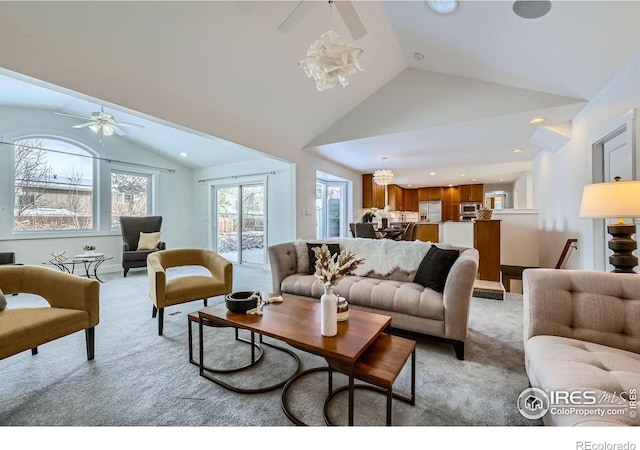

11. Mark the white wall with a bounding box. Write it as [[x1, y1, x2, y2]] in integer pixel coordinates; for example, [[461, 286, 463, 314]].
[[513, 171, 533, 209], [533, 53, 640, 270], [491, 209, 540, 268], [0, 105, 194, 273]]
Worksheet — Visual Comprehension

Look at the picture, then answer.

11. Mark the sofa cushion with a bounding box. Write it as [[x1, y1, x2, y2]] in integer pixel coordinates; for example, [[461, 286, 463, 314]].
[[413, 246, 459, 293], [526, 335, 640, 426], [306, 243, 341, 275], [123, 249, 156, 262], [280, 274, 444, 321]]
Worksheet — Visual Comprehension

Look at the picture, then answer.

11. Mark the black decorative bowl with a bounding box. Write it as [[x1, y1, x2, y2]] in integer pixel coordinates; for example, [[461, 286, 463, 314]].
[[225, 291, 259, 313]]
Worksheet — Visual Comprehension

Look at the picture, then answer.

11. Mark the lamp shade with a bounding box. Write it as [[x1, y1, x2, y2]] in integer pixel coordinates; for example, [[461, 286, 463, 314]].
[[579, 181, 640, 219]]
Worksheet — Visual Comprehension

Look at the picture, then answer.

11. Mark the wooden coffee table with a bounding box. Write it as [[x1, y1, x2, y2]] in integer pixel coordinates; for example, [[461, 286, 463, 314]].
[[197, 293, 393, 426]]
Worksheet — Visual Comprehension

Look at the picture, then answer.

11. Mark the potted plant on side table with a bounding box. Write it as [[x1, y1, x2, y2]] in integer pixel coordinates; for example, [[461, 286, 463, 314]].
[[83, 245, 96, 256]]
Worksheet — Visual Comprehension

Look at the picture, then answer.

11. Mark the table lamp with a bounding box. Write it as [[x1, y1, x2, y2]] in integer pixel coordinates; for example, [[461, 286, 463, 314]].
[[579, 179, 640, 273]]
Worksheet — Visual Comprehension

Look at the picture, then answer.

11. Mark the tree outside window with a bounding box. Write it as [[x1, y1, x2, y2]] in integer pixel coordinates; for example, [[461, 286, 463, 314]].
[[13, 138, 94, 231], [111, 171, 150, 230]]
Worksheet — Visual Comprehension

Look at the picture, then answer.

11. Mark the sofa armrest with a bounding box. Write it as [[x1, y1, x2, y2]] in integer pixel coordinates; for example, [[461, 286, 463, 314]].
[[442, 248, 479, 341], [267, 242, 298, 294], [0, 265, 100, 327], [523, 268, 640, 354]]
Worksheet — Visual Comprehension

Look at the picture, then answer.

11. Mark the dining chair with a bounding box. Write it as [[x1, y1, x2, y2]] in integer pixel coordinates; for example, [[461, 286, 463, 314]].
[[355, 223, 379, 239], [401, 223, 416, 241]]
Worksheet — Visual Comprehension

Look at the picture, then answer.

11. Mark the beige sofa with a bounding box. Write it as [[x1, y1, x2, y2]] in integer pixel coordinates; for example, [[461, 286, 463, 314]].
[[268, 238, 479, 359], [523, 268, 640, 426], [0, 265, 100, 361]]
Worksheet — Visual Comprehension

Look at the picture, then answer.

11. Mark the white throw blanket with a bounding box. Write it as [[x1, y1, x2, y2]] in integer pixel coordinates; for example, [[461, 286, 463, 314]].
[[296, 237, 434, 276]]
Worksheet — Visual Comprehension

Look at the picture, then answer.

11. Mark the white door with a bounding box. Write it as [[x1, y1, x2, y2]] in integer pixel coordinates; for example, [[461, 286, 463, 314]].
[[602, 131, 634, 271]]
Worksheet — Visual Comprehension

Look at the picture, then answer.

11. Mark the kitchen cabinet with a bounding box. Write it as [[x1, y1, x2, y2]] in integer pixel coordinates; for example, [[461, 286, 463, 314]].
[[362, 174, 386, 209], [387, 184, 405, 211], [474, 219, 501, 282], [442, 186, 460, 221], [418, 187, 443, 201], [459, 184, 484, 202], [415, 223, 439, 243], [404, 189, 419, 212]]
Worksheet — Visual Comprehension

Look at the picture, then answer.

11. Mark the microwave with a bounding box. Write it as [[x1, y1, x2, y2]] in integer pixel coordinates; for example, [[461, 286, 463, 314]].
[[460, 202, 482, 216]]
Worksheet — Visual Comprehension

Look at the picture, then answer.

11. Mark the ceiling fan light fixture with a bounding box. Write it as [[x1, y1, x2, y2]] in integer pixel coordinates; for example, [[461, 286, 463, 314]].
[[427, 1, 458, 14], [101, 124, 114, 136], [89, 123, 101, 134]]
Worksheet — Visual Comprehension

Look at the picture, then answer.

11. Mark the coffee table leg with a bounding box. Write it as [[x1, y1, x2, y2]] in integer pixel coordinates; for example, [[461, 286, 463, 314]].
[[348, 368, 355, 426], [199, 317, 205, 376], [251, 331, 255, 363]]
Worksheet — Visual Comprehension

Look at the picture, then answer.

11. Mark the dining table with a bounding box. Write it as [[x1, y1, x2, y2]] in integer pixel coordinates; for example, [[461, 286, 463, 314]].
[[378, 227, 405, 240]]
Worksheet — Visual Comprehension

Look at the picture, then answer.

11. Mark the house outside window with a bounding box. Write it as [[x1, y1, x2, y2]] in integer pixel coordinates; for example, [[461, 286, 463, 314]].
[[111, 170, 152, 230], [13, 137, 95, 232]]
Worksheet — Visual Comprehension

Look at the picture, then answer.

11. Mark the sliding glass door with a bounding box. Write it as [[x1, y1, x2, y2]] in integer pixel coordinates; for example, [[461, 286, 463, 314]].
[[214, 183, 265, 264], [316, 179, 347, 239]]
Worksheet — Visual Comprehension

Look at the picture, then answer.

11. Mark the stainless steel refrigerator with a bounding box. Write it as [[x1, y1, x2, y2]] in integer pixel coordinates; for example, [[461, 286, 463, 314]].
[[419, 201, 442, 223]]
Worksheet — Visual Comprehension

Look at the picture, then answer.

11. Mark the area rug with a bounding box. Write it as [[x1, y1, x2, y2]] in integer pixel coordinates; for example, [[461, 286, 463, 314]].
[[0, 264, 541, 427]]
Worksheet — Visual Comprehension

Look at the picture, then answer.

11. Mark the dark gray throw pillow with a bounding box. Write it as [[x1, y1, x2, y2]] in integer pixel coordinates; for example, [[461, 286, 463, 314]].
[[307, 243, 341, 275], [0, 287, 7, 311], [413, 246, 460, 293]]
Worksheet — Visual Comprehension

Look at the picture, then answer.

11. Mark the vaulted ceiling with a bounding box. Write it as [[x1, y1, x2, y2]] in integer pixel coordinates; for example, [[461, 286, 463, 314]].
[[0, 1, 638, 187]]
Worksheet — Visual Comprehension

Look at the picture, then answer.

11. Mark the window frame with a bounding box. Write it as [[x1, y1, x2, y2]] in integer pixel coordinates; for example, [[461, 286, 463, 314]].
[[10, 135, 99, 236], [109, 168, 155, 232]]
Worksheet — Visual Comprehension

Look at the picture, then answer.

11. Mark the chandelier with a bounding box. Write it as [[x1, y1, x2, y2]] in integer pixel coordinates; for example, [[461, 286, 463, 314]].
[[373, 169, 394, 186], [298, 2, 363, 91]]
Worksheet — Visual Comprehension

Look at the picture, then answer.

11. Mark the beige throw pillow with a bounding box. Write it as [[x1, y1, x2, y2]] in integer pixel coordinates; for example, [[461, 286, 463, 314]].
[[137, 231, 161, 251]]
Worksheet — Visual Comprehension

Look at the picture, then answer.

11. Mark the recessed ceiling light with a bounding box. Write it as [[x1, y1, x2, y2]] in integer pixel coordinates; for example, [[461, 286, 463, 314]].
[[471, 179, 477, 182], [513, 1, 551, 19], [427, 1, 458, 14], [499, 179, 505, 182], [529, 117, 546, 124], [407, 184, 413, 187], [430, 172, 436, 176], [513, 148, 524, 153], [414, 52, 424, 61], [180, 152, 188, 157], [448, 184, 453, 187], [461, 174, 466, 177]]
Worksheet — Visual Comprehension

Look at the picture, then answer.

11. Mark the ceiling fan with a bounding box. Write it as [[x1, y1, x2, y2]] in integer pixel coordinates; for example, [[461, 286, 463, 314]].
[[54, 107, 144, 136], [278, 1, 367, 41]]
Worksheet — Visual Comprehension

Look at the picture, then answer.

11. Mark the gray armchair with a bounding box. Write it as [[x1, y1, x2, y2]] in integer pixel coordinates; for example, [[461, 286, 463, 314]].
[[120, 216, 165, 277]]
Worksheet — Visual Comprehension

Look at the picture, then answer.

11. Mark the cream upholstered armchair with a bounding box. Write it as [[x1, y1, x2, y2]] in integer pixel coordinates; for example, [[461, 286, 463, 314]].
[[0, 265, 100, 361], [147, 248, 233, 335]]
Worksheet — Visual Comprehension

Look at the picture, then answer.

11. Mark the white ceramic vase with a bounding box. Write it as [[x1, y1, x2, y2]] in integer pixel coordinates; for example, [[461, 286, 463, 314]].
[[320, 286, 338, 337]]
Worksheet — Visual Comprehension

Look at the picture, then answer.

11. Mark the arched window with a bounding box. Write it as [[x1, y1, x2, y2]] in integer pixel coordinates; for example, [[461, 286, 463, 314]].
[[13, 137, 95, 231]]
